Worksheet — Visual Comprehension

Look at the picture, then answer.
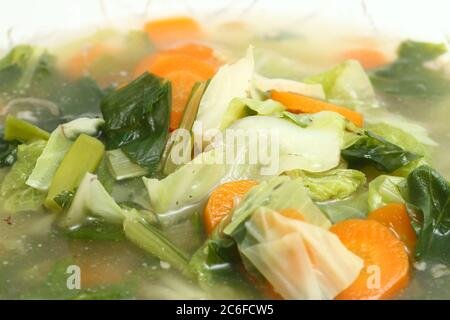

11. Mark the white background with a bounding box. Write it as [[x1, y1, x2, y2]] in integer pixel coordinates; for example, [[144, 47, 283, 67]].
[[1, 0, 450, 48]]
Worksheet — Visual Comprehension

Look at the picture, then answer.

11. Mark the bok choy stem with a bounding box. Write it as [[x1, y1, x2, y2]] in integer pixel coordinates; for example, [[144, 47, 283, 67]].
[[123, 210, 192, 277], [45, 134, 104, 211], [4, 114, 50, 142], [105, 149, 148, 181]]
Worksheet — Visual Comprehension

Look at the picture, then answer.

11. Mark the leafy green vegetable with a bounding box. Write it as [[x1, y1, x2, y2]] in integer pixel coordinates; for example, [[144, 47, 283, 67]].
[[318, 190, 369, 223], [4, 115, 50, 142], [224, 177, 331, 240], [196, 47, 254, 133], [105, 149, 148, 181], [342, 131, 421, 173], [405, 166, 450, 262], [123, 209, 191, 276], [45, 134, 105, 211], [144, 146, 262, 214], [53, 190, 75, 209], [0, 45, 107, 132], [101, 72, 171, 172], [236, 207, 363, 299], [286, 169, 366, 201], [221, 97, 285, 129], [305, 60, 377, 110], [0, 140, 47, 212], [368, 175, 405, 211], [0, 45, 56, 92], [54, 217, 125, 241], [367, 122, 430, 159], [370, 40, 450, 98], [162, 81, 208, 176], [0, 133, 18, 167], [59, 173, 124, 229]]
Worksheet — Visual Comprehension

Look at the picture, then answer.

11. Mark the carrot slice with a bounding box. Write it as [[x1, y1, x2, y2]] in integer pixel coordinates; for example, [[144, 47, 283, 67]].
[[165, 70, 205, 129], [204, 180, 258, 234], [341, 48, 388, 69], [330, 219, 410, 300], [65, 44, 116, 79], [134, 43, 218, 77], [164, 43, 217, 61], [368, 203, 417, 254], [144, 16, 203, 47], [146, 53, 217, 79], [271, 91, 364, 127], [134, 44, 220, 129]]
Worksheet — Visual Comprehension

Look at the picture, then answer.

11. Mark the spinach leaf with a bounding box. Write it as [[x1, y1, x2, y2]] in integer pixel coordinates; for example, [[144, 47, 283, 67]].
[[342, 131, 421, 172], [0, 133, 18, 167], [53, 190, 75, 209], [370, 40, 450, 98], [101, 72, 171, 172], [0, 45, 57, 93], [406, 165, 450, 262]]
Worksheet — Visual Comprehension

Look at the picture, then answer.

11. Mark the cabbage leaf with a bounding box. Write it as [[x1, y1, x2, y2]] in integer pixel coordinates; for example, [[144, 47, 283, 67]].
[[237, 208, 363, 299]]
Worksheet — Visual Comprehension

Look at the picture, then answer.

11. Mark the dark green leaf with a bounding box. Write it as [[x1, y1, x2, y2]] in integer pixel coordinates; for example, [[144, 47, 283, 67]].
[[0, 133, 18, 167], [406, 165, 450, 262], [53, 190, 75, 209], [101, 72, 171, 172], [370, 40, 450, 98], [53, 217, 125, 241], [342, 131, 421, 172]]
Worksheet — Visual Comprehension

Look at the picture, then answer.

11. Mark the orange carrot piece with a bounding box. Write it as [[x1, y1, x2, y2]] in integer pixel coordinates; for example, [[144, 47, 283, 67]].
[[134, 44, 219, 129], [368, 203, 417, 254], [204, 180, 258, 234], [165, 70, 205, 129], [145, 53, 217, 79], [330, 219, 410, 300], [65, 44, 116, 79], [341, 48, 388, 69], [144, 16, 203, 47], [134, 43, 218, 77], [271, 91, 364, 127]]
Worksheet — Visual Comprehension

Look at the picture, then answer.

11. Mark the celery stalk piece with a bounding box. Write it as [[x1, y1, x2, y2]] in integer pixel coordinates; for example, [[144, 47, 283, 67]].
[[105, 149, 148, 181], [26, 126, 73, 190], [45, 134, 105, 211], [4, 114, 50, 142], [162, 81, 208, 176], [123, 210, 192, 277], [59, 173, 125, 229], [26, 118, 105, 191]]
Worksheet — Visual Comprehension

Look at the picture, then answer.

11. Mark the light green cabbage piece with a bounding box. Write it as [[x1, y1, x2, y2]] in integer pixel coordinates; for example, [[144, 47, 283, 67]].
[[252, 74, 325, 99], [224, 176, 331, 235], [254, 48, 317, 80], [26, 117, 105, 191], [367, 122, 430, 158], [196, 47, 254, 133], [143, 145, 263, 215], [368, 175, 405, 211], [59, 173, 124, 229], [228, 115, 342, 173], [318, 190, 369, 223], [305, 60, 377, 110], [237, 208, 363, 299], [0, 140, 47, 212], [286, 169, 366, 201], [220, 97, 286, 129], [145, 115, 343, 214], [363, 110, 437, 146]]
